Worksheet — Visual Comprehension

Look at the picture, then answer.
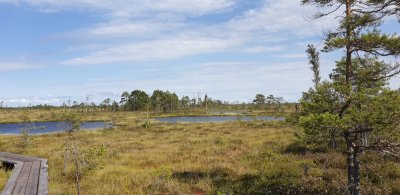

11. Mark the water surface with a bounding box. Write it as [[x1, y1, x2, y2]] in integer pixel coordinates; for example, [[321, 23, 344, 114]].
[[0, 121, 109, 135], [154, 116, 284, 123]]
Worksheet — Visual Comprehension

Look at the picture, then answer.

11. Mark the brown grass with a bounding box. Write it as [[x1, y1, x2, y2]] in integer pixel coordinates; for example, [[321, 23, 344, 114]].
[[0, 110, 399, 194]]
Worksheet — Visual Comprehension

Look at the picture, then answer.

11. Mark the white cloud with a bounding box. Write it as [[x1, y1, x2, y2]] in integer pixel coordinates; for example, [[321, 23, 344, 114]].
[[0, 95, 63, 107], [142, 0, 235, 15], [271, 53, 306, 59], [63, 36, 242, 65], [57, 60, 312, 102], [55, 0, 339, 65], [70, 19, 186, 39], [88, 22, 156, 36], [1, 0, 398, 108], [0, 62, 42, 72], [0, 93, 121, 107], [0, 0, 236, 18], [242, 46, 284, 53], [226, 0, 338, 36]]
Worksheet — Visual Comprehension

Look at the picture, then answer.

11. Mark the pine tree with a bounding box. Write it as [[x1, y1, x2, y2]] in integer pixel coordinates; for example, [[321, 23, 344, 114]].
[[300, 1, 400, 194], [306, 44, 321, 88]]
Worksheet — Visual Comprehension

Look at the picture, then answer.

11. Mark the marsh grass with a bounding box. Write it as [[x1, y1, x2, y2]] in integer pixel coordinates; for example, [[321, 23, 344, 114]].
[[0, 166, 11, 190], [0, 109, 124, 124], [0, 111, 399, 194], [0, 107, 291, 124]]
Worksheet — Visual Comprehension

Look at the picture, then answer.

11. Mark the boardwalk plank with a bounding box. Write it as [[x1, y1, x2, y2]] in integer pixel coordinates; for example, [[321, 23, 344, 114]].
[[0, 152, 48, 195], [26, 161, 41, 194], [0, 152, 40, 162], [1, 162, 23, 195], [14, 162, 33, 195], [37, 159, 48, 195]]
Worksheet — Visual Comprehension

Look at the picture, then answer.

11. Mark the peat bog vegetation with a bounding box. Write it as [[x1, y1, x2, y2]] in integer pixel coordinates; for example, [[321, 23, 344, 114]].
[[1, 0, 400, 194], [0, 108, 399, 194]]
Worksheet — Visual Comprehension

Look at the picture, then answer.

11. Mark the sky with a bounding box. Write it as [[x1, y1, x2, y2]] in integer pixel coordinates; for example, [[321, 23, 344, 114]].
[[0, 0, 399, 107]]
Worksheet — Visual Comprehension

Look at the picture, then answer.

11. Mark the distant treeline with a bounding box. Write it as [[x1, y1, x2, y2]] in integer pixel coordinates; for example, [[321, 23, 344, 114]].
[[116, 90, 288, 112], [0, 90, 292, 113]]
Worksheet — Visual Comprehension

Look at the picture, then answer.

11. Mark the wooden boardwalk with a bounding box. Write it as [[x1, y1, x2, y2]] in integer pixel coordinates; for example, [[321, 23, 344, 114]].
[[0, 152, 48, 195]]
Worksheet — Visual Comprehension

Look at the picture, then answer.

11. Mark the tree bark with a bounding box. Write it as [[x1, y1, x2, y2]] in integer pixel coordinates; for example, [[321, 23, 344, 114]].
[[345, 0, 352, 86], [344, 1, 360, 193], [346, 138, 361, 195], [329, 135, 337, 149]]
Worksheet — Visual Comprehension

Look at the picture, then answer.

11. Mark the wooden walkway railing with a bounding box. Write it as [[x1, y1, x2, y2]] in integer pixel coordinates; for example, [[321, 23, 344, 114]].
[[0, 152, 48, 195]]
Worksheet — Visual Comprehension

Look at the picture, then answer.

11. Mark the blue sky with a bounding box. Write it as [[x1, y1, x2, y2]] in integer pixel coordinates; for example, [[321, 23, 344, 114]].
[[0, 0, 398, 106]]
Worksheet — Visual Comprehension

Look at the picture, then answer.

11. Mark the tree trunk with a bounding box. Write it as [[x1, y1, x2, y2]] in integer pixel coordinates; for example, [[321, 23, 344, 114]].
[[329, 135, 337, 149], [345, 0, 352, 86], [361, 132, 368, 147], [344, 2, 360, 193], [347, 140, 361, 195], [329, 128, 337, 149]]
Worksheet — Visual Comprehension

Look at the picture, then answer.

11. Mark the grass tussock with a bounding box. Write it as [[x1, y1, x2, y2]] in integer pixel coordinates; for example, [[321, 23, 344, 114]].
[[0, 166, 10, 190]]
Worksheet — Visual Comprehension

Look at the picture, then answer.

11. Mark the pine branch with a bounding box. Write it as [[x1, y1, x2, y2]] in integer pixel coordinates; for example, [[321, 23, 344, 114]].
[[359, 140, 400, 150], [347, 128, 374, 134], [338, 98, 352, 118], [314, 3, 345, 18]]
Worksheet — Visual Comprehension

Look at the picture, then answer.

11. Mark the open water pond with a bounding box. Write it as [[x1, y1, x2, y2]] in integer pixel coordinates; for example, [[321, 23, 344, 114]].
[[154, 116, 285, 123], [0, 121, 109, 135]]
